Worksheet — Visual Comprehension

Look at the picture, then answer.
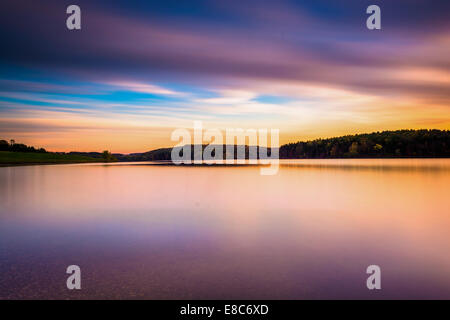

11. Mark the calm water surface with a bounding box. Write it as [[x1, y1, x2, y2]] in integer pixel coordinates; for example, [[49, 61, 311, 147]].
[[1, 159, 449, 299]]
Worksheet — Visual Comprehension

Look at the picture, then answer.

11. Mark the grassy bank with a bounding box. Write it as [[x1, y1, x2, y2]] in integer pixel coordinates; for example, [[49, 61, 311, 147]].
[[0, 151, 105, 166]]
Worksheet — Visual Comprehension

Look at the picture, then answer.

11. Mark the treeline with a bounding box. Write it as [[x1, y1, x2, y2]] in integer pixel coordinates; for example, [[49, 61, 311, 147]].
[[68, 151, 117, 162], [3, 130, 450, 162], [1, 139, 117, 162], [279, 129, 450, 158], [0, 139, 47, 153], [117, 129, 450, 161]]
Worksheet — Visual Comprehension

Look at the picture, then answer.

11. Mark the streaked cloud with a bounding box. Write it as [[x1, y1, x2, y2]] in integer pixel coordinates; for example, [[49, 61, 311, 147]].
[[0, 0, 449, 152], [105, 81, 183, 96]]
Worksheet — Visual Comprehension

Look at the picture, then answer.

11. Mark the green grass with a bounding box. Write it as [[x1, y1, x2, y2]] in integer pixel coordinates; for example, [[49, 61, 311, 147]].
[[0, 151, 105, 165]]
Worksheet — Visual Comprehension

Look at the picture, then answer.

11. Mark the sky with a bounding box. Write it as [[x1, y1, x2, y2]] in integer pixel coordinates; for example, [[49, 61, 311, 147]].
[[0, 0, 449, 153]]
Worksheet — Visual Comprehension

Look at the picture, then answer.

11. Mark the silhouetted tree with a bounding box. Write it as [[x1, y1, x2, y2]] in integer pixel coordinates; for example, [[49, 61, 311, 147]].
[[102, 150, 117, 162], [0, 139, 47, 153], [0, 140, 9, 151]]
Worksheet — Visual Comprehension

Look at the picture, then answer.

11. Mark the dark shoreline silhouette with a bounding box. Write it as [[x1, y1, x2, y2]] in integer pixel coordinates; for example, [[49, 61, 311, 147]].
[[1, 129, 449, 166], [114, 129, 450, 161]]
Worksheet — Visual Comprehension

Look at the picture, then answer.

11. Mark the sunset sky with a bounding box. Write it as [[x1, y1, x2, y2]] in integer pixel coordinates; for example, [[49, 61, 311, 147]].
[[0, 0, 449, 153]]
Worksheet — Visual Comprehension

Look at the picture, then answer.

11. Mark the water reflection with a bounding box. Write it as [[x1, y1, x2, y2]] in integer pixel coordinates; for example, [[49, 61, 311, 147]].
[[0, 159, 449, 299]]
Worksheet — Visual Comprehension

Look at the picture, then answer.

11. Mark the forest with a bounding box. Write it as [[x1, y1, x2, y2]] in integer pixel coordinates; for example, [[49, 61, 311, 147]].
[[278, 129, 450, 158]]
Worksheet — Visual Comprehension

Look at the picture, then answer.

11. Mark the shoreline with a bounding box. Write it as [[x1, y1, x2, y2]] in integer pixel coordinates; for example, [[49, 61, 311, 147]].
[[1, 157, 449, 168]]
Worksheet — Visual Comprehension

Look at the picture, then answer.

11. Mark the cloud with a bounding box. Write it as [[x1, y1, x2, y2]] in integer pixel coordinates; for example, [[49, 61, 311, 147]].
[[196, 90, 257, 105], [0, 0, 449, 151], [105, 81, 182, 96]]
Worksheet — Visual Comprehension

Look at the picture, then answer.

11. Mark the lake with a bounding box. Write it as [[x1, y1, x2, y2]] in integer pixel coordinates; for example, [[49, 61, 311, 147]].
[[1, 159, 450, 299]]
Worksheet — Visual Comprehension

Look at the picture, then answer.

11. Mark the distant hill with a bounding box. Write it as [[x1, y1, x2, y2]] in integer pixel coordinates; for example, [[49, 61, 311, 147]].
[[114, 147, 173, 161], [115, 146, 273, 162]]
